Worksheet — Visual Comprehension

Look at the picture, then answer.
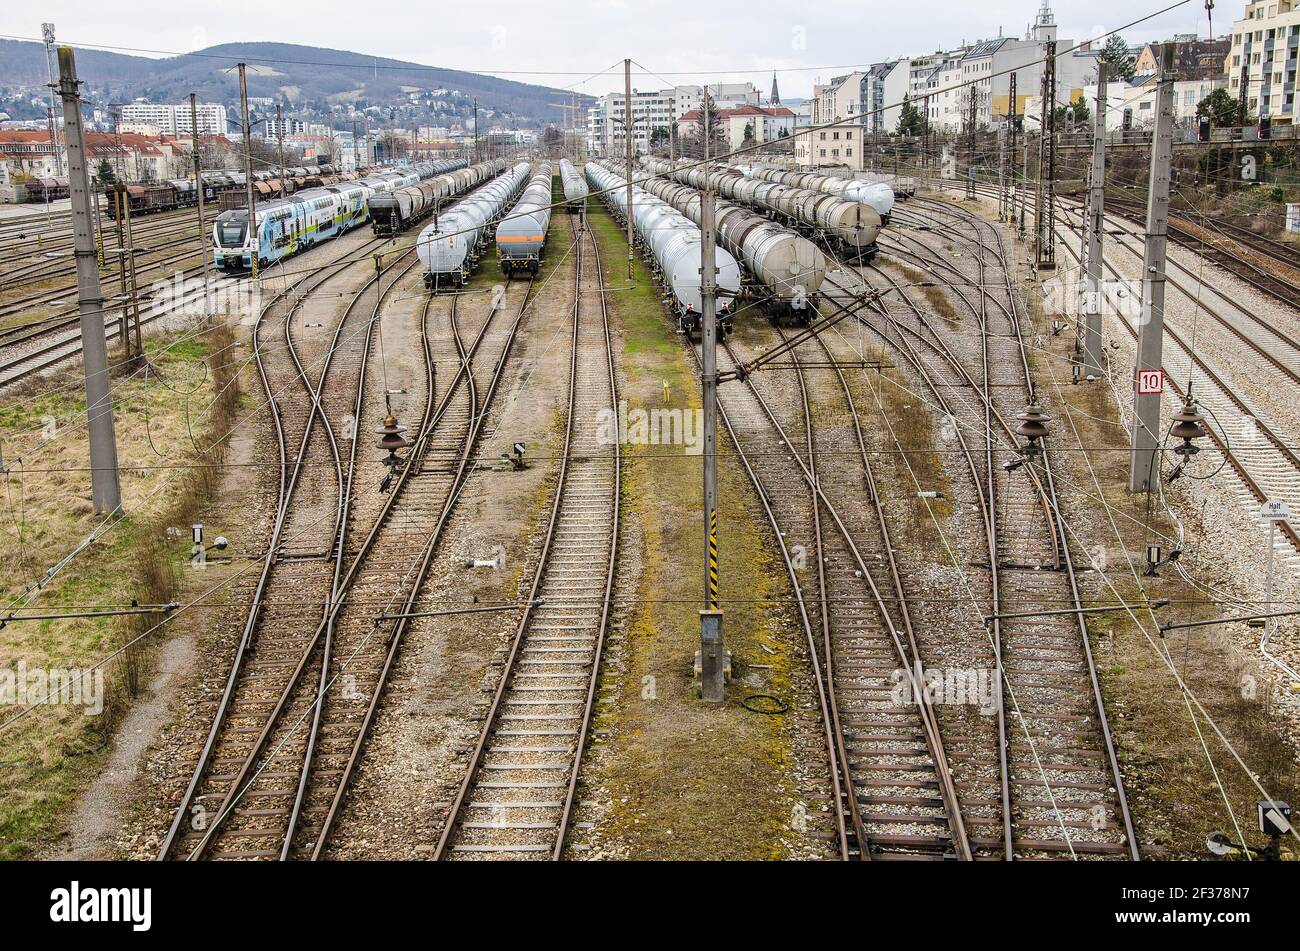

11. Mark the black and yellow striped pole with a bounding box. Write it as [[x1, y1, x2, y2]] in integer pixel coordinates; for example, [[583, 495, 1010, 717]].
[[699, 183, 726, 703], [707, 508, 719, 610]]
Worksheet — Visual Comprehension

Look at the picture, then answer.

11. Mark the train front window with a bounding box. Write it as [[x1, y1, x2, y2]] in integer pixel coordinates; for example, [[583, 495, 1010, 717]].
[[216, 218, 247, 248]]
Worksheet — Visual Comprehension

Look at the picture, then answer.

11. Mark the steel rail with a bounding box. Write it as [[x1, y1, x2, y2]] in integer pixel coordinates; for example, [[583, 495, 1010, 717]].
[[156, 239, 396, 859], [432, 213, 619, 861], [898, 198, 1140, 856], [310, 274, 539, 858]]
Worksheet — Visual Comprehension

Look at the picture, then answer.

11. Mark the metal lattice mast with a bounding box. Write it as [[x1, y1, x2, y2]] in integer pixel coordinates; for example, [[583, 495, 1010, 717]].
[[1035, 40, 1057, 270]]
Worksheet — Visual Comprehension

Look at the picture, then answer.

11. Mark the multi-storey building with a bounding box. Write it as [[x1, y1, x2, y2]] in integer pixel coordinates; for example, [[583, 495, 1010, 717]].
[[585, 83, 760, 155], [120, 102, 229, 136], [0, 130, 185, 189], [915, 3, 1096, 133], [1227, 0, 1300, 124]]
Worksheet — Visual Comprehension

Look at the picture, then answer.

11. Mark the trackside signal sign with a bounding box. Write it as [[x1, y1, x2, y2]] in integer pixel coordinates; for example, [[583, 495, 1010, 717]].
[[1137, 370, 1164, 395]]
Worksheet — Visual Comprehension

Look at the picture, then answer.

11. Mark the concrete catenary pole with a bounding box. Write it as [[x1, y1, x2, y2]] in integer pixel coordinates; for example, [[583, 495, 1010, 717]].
[[624, 58, 634, 280], [57, 46, 121, 514], [238, 64, 258, 279], [190, 93, 210, 320], [1008, 72, 1018, 226], [1129, 43, 1176, 494], [699, 157, 724, 704], [1082, 64, 1108, 375]]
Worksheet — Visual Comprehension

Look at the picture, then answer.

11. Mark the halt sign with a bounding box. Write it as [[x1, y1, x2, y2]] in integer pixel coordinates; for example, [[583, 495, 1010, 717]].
[[1137, 369, 1164, 395], [1261, 500, 1291, 521]]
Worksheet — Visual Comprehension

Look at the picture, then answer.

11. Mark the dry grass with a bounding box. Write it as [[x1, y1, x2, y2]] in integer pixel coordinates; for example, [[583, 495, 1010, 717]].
[[0, 319, 242, 858]]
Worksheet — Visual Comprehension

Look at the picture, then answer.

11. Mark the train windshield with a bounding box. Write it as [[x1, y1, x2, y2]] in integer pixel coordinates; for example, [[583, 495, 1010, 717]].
[[215, 214, 248, 248]]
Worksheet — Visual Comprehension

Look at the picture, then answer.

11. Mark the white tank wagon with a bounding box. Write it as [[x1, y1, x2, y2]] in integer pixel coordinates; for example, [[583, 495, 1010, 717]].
[[559, 158, 588, 212], [368, 159, 498, 236], [616, 160, 826, 324], [416, 162, 531, 290], [736, 162, 895, 224], [585, 162, 741, 335], [496, 162, 554, 275], [641, 158, 881, 259]]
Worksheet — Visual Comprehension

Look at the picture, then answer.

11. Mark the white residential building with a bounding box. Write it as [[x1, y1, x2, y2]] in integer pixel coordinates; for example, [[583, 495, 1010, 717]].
[[120, 102, 229, 136], [585, 82, 761, 154], [1228, 0, 1300, 124], [904, 2, 1100, 133], [1054, 76, 1228, 130]]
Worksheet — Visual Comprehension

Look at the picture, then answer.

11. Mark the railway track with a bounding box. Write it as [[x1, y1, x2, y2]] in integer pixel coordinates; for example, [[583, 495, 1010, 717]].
[[817, 197, 1137, 857], [0, 205, 205, 292], [906, 190, 1300, 563], [159, 248, 537, 859], [434, 213, 620, 860], [1105, 195, 1300, 309], [157, 238, 415, 860]]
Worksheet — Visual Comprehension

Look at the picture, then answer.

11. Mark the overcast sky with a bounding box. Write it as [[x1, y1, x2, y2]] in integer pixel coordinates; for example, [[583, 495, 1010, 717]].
[[2, 0, 1218, 100]]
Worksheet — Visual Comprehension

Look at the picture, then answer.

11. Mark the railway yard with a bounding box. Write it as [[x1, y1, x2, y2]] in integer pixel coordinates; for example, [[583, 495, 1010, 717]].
[[4, 46, 1300, 909]]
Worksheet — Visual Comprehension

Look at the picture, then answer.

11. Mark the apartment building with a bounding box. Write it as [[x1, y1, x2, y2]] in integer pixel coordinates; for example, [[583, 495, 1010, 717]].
[[120, 102, 229, 136], [586, 83, 760, 155], [0, 130, 187, 186], [1227, 0, 1300, 123], [915, 4, 1096, 132]]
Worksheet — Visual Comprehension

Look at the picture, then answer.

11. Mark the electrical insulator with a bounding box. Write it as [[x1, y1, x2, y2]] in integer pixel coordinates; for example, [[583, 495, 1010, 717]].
[[375, 415, 410, 468], [1016, 404, 1052, 457], [1169, 397, 1208, 458]]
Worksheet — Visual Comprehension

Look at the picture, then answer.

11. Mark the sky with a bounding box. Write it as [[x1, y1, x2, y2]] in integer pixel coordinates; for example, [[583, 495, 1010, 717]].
[[1, 0, 1220, 100]]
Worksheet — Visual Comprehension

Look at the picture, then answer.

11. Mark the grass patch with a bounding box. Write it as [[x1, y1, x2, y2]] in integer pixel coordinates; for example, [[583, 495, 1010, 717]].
[[0, 319, 241, 858], [584, 201, 809, 859]]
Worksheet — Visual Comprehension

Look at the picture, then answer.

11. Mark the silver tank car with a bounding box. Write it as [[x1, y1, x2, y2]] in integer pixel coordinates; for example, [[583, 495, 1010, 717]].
[[618, 160, 825, 322], [585, 162, 741, 335], [559, 158, 588, 212], [736, 162, 895, 224], [641, 157, 881, 257], [495, 162, 553, 275], [416, 162, 531, 290]]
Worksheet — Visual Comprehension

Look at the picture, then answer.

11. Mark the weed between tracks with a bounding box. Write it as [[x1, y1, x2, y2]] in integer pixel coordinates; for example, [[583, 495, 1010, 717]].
[[583, 203, 814, 859], [0, 320, 242, 858]]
